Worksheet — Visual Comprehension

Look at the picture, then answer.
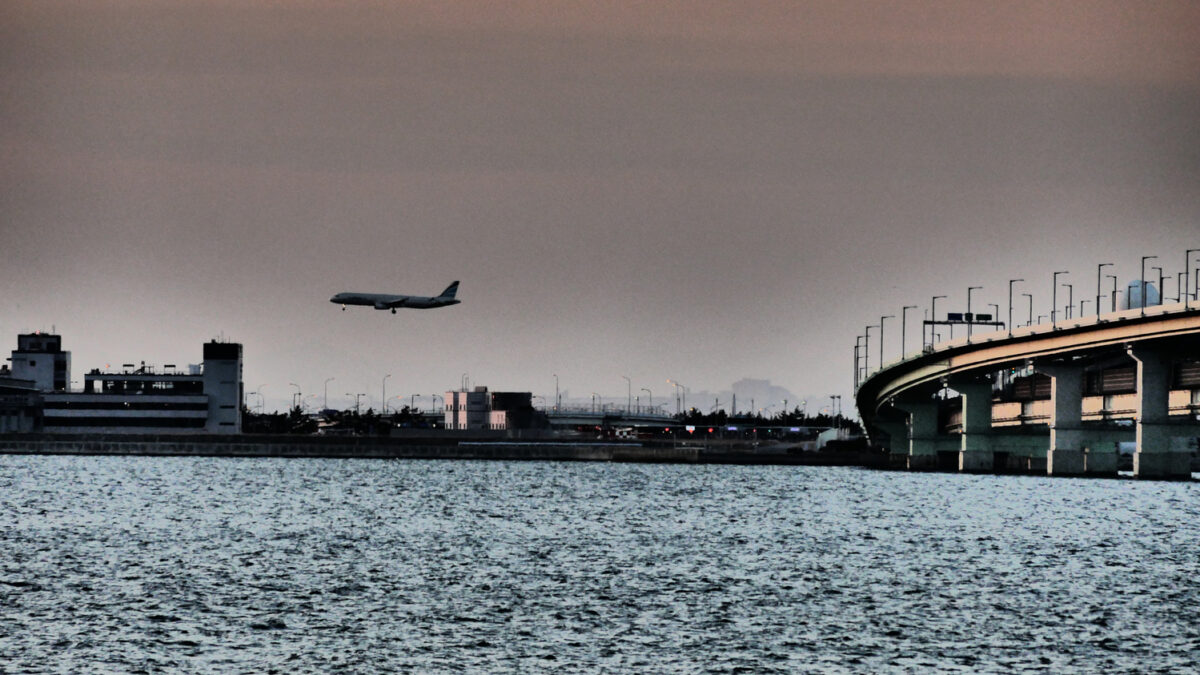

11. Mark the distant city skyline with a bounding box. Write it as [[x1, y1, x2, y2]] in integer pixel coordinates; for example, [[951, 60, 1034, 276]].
[[3, 1, 1198, 415]]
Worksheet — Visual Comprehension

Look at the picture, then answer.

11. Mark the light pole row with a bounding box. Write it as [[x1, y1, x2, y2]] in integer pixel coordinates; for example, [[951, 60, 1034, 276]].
[[857, 247, 1199, 389]]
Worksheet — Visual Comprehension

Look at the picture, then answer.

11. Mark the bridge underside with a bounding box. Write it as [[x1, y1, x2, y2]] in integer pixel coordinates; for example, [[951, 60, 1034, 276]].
[[858, 310, 1200, 480]]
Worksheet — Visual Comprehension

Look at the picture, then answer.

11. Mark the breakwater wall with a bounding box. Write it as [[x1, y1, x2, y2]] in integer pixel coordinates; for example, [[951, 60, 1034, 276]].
[[0, 433, 880, 466]]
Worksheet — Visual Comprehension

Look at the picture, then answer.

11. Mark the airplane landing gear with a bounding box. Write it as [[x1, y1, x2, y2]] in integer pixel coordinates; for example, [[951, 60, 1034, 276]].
[[391, 308, 397, 314]]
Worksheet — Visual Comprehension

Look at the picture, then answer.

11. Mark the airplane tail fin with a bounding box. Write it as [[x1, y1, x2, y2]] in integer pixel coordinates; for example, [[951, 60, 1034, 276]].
[[439, 281, 460, 299]]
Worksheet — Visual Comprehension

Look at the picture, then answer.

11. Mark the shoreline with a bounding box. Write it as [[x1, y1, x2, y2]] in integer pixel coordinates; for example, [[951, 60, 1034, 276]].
[[0, 433, 881, 467]]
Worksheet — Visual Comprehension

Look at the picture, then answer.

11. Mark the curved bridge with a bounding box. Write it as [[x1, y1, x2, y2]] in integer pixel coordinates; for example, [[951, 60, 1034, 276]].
[[855, 303, 1200, 479]]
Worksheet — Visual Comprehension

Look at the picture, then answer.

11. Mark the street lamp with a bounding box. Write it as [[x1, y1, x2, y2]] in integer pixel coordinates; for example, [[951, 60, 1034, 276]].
[[901, 305, 917, 358], [1141, 255, 1157, 316], [641, 388, 652, 415], [1185, 249, 1199, 310], [1051, 271, 1068, 326], [879, 315, 894, 367], [667, 379, 685, 415], [930, 295, 946, 348], [1107, 274, 1118, 312], [1080, 299, 1089, 316], [1021, 293, 1033, 327], [1096, 263, 1112, 319], [347, 393, 365, 415], [1062, 283, 1073, 319], [621, 375, 631, 414], [1008, 279, 1023, 337], [854, 336, 863, 387], [324, 377, 334, 411], [382, 374, 391, 414], [864, 324, 876, 374], [553, 374, 559, 412], [1151, 266, 1164, 306], [966, 287, 981, 340]]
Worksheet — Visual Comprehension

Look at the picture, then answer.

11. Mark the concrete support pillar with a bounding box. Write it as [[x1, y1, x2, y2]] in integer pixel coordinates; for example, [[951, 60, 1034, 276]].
[[875, 420, 908, 458], [1039, 363, 1085, 475], [892, 400, 940, 470], [954, 380, 994, 472], [1127, 345, 1189, 479]]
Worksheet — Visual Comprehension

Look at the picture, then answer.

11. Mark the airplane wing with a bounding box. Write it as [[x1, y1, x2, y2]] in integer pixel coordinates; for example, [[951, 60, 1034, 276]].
[[378, 296, 410, 309]]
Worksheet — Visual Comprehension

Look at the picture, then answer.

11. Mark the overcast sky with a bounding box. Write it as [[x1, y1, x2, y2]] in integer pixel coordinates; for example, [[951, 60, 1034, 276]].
[[3, 1, 1198, 413]]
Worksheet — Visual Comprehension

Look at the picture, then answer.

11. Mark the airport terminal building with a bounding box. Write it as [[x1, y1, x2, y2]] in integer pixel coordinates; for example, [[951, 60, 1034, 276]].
[[3, 334, 242, 434]]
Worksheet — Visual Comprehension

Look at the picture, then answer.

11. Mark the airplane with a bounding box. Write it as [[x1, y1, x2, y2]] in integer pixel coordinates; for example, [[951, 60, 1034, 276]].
[[330, 281, 461, 313]]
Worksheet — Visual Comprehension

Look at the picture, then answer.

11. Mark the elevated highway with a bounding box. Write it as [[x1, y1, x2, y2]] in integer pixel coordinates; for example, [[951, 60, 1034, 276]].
[[855, 302, 1200, 479]]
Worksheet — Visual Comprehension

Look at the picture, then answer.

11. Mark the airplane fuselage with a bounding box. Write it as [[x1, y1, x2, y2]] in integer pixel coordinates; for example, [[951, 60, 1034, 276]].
[[330, 281, 461, 312]]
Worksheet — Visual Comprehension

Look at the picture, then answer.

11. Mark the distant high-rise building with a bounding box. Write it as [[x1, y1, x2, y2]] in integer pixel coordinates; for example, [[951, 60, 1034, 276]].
[[1123, 280, 1160, 310]]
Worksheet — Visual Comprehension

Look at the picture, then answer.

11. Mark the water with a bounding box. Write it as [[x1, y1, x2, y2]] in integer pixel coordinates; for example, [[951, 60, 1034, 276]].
[[1, 456, 1198, 674]]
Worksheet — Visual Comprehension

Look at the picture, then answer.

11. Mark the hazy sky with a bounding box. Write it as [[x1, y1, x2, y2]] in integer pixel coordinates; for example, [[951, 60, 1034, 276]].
[[3, 1, 1199, 413]]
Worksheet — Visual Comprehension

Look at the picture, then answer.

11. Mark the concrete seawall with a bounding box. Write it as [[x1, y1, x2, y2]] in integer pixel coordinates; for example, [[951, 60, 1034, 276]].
[[0, 434, 880, 466]]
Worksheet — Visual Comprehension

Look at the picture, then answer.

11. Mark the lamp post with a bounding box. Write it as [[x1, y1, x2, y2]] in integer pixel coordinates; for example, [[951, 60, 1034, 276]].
[[930, 295, 946, 348], [288, 382, 301, 409], [382, 374, 391, 414], [864, 325, 875, 374], [901, 305, 917, 358], [641, 388, 652, 414], [988, 304, 999, 326], [667, 379, 685, 415], [1052, 271, 1068, 326], [621, 375, 631, 414], [1096, 263, 1112, 319], [1141, 255, 1157, 316], [323, 377, 334, 411], [1080, 299, 1089, 316], [1107, 275, 1118, 312], [553, 374, 559, 412], [879, 315, 893, 367], [966, 287, 981, 340], [1151, 266, 1163, 307], [1022, 293, 1033, 327], [1178, 272, 1186, 303], [1062, 283, 1073, 319], [854, 336, 862, 388], [1008, 279, 1023, 337], [347, 393, 364, 415], [1185, 249, 1199, 309]]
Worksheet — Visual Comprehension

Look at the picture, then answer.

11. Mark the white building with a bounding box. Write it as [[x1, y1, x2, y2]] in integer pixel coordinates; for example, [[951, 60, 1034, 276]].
[[444, 386, 536, 431]]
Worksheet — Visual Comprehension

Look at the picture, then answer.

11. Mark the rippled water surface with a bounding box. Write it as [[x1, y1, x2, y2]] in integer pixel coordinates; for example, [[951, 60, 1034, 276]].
[[1, 456, 1198, 673]]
